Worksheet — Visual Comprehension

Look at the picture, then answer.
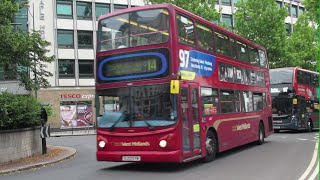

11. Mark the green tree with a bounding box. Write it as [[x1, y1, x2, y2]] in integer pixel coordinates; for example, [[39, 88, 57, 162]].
[[145, 0, 220, 22], [0, 0, 55, 91], [285, 14, 318, 71], [234, 0, 288, 68], [303, 0, 318, 23]]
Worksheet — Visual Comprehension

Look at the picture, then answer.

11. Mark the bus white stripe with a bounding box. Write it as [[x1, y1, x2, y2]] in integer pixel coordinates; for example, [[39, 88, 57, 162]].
[[298, 143, 318, 180]]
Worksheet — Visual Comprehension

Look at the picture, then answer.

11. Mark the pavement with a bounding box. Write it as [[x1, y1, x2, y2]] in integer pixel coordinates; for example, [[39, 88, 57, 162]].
[[0, 130, 95, 175], [0, 145, 76, 175]]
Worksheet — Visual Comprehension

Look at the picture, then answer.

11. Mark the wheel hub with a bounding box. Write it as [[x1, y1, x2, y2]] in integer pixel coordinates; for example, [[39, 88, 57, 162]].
[[206, 137, 214, 155]]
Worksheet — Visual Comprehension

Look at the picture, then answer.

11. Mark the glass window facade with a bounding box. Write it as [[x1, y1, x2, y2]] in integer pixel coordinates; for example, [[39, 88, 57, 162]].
[[298, 7, 304, 16], [77, 2, 92, 20], [57, 0, 73, 19], [79, 60, 94, 78], [221, 0, 231, 6], [114, 4, 128, 11], [13, 5, 28, 32], [222, 14, 233, 29], [0, 64, 17, 81], [57, 30, 74, 48], [96, 3, 110, 19], [78, 31, 93, 49], [291, 5, 297, 17], [285, 23, 292, 34], [58, 59, 75, 78]]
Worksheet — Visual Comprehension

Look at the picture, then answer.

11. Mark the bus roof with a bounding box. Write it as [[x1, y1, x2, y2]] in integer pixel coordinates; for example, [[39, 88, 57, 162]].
[[270, 67, 319, 75], [98, 3, 266, 51]]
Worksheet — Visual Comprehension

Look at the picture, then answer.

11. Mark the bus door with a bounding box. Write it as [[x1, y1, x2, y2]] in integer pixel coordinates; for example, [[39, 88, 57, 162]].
[[294, 96, 306, 126], [180, 82, 201, 160]]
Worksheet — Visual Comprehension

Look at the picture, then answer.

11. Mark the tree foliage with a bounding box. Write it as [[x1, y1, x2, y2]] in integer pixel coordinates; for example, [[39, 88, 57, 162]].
[[145, 0, 220, 22], [0, 92, 42, 130], [285, 14, 318, 71], [303, 0, 318, 23], [234, 0, 288, 68], [0, 0, 55, 91]]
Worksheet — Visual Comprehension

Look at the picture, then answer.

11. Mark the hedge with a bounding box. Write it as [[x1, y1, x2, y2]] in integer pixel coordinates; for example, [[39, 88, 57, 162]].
[[0, 92, 42, 130]]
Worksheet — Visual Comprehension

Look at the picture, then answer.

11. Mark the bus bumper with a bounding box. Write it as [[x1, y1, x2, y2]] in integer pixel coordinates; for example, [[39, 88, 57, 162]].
[[273, 122, 303, 131], [96, 150, 182, 162]]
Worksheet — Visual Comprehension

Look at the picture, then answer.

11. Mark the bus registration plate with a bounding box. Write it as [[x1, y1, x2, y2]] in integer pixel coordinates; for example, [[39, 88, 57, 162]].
[[122, 156, 141, 161]]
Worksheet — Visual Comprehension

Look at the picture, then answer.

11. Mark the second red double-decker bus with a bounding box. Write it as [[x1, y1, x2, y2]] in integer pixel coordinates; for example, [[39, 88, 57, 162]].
[[95, 3, 273, 163], [270, 67, 319, 132]]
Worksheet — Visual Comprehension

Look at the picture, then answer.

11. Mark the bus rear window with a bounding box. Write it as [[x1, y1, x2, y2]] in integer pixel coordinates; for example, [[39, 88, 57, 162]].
[[98, 8, 170, 51]]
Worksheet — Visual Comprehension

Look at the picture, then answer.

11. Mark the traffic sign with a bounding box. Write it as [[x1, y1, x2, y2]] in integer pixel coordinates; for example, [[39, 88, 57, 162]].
[[40, 125, 50, 138]]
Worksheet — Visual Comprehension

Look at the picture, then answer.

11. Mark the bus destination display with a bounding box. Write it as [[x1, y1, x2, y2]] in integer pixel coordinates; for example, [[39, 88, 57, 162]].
[[105, 57, 159, 77]]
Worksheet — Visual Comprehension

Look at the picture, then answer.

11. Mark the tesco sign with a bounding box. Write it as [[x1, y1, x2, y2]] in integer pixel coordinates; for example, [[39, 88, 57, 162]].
[[60, 94, 95, 99]]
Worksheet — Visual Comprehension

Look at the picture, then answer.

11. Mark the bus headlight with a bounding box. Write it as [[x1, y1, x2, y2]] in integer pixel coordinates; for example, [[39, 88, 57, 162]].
[[159, 140, 167, 148], [99, 141, 106, 148]]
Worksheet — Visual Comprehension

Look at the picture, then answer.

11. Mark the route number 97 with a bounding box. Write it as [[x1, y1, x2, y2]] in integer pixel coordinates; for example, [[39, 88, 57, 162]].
[[179, 49, 190, 68]]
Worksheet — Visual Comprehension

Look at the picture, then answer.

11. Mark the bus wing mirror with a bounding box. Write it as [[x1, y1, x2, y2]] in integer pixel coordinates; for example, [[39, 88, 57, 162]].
[[293, 98, 297, 105], [170, 80, 180, 94]]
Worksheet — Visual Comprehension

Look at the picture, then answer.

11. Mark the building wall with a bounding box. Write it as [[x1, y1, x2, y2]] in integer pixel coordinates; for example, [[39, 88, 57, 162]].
[[37, 87, 95, 128]]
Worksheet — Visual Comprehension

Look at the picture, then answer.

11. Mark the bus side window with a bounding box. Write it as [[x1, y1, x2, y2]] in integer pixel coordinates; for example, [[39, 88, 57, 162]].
[[201, 87, 219, 116], [176, 14, 195, 46], [253, 92, 263, 111], [195, 22, 214, 52], [297, 70, 304, 84], [215, 32, 231, 57], [241, 91, 253, 112], [312, 74, 318, 87], [220, 90, 235, 113]]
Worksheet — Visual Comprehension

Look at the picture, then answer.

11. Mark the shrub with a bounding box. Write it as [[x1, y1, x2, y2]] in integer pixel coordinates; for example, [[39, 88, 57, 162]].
[[0, 92, 42, 130]]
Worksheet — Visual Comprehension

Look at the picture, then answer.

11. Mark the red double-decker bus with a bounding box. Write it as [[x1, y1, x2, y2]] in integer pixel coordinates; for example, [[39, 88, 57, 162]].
[[95, 3, 273, 163], [270, 67, 319, 132]]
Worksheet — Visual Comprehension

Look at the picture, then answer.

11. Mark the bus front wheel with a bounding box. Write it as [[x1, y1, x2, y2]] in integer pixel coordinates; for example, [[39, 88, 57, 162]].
[[202, 130, 217, 163], [307, 120, 313, 132]]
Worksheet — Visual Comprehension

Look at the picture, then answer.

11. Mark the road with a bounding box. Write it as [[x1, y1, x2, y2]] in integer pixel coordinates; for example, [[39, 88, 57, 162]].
[[1, 131, 318, 180]]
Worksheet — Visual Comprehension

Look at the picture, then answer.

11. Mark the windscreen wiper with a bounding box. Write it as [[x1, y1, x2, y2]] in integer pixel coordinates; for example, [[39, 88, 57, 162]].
[[109, 112, 127, 131], [143, 120, 155, 131]]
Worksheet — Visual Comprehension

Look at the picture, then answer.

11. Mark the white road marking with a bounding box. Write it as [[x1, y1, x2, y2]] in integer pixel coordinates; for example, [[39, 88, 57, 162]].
[[308, 161, 319, 180], [281, 136, 287, 139], [297, 138, 308, 141], [298, 143, 318, 180]]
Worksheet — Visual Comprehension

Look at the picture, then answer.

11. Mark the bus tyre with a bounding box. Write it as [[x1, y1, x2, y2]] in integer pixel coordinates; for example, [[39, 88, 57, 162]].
[[203, 131, 217, 163], [257, 123, 265, 145], [307, 120, 313, 132]]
